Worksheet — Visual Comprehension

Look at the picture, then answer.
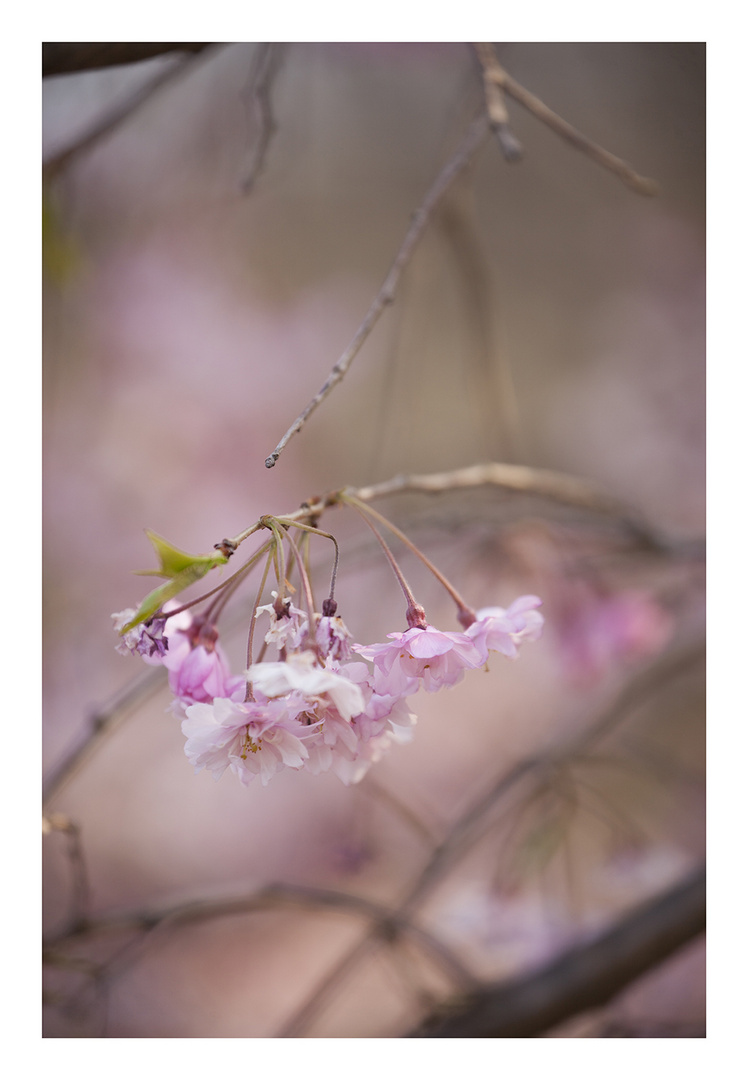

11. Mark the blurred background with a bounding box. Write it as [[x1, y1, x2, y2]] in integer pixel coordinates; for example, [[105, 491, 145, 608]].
[[42, 42, 705, 1038]]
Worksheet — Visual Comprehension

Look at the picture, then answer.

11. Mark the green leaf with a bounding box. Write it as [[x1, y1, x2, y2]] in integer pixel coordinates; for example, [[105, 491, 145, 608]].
[[119, 531, 229, 634], [133, 529, 226, 579]]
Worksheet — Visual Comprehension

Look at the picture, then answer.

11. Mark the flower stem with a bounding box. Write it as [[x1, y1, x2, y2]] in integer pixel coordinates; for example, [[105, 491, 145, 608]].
[[340, 494, 427, 629], [343, 493, 476, 628], [275, 518, 340, 608], [281, 526, 319, 653], [245, 546, 275, 699]]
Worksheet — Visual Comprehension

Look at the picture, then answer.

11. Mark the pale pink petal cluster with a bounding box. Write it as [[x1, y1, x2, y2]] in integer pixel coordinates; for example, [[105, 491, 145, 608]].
[[315, 614, 354, 662], [115, 605, 244, 714], [467, 595, 545, 660], [150, 609, 244, 712], [248, 651, 366, 722], [356, 625, 486, 695], [115, 590, 543, 787], [557, 589, 670, 686], [111, 609, 143, 656], [256, 593, 309, 651], [182, 695, 310, 786]]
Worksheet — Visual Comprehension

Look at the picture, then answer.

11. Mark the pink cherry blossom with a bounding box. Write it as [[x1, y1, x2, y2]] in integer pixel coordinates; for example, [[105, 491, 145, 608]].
[[355, 625, 486, 695], [131, 606, 245, 711], [166, 641, 245, 709], [247, 651, 366, 721], [182, 695, 311, 786], [111, 608, 144, 656], [467, 595, 545, 660], [256, 592, 309, 651], [557, 589, 671, 686], [315, 614, 354, 662]]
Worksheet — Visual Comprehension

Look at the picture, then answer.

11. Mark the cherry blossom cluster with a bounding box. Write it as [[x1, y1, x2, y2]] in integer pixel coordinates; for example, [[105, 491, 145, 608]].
[[113, 593, 543, 787]]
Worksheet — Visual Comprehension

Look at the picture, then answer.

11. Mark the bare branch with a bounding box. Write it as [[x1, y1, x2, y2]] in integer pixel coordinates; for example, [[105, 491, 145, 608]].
[[263, 114, 491, 468], [352, 462, 662, 548], [408, 863, 705, 1037], [472, 43, 523, 161], [478, 47, 658, 196], [42, 43, 211, 78], [241, 43, 285, 193]]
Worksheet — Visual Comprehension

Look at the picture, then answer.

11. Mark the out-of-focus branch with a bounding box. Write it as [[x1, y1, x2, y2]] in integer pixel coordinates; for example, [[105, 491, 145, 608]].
[[42, 813, 91, 924], [474, 44, 658, 196], [43, 49, 214, 180], [42, 43, 211, 78], [408, 864, 705, 1037], [398, 640, 704, 918], [42, 666, 167, 809], [275, 640, 704, 1036], [351, 462, 669, 553], [263, 114, 491, 468], [241, 43, 284, 193], [43, 882, 478, 994]]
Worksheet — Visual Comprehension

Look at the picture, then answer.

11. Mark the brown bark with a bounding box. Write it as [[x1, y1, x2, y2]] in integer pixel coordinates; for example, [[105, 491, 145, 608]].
[[42, 43, 211, 77]]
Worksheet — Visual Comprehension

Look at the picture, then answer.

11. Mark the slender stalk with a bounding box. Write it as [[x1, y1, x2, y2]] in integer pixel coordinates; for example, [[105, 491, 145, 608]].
[[280, 527, 318, 650], [244, 546, 275, 697], [340, 494, 426, 628], [276, 518, 340, 607], [204, 539, 274, 623], [263, 518, 288, 601], [343, 493, 476, 627]]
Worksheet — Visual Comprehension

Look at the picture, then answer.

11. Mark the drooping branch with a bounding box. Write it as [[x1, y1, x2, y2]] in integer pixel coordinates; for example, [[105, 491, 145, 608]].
[[408, 864, 705, 1037], [42, 43, 212, 78], [263, 114, 491, 468]]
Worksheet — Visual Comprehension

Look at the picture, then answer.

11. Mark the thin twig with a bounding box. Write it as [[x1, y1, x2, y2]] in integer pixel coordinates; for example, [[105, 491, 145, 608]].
[[263, 114, 491, 468], [479, 47, 658, 196], [408, 863, 705, 1037], [241, 43, 284, 193], [43, 49, 214, 181], [472, 43, 523, 162]]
